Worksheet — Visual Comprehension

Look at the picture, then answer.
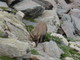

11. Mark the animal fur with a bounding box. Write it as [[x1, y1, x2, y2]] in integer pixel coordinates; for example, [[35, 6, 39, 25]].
[[30, 21, 47, 46]]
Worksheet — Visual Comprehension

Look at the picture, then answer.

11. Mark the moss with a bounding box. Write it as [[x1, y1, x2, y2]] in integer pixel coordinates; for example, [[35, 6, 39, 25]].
[[31, 49, 40, 55], [0, 56, 14, 60], [25, 18, 36, 22], [26, 25, 34, 32], [0, 7, 8, 10]]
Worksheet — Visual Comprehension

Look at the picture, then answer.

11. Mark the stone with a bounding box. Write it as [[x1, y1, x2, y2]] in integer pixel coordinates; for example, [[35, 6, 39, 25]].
[[64, 57, 74, 60], [51, 33, 68, 46], [43, 41, 63, 58], [32, 0, 53, 10], [34, 41, 63, 59], [35, 10, 60, 33], [16, 11, 25, 21], [13, 0, 44, 18], [0, 11, 30, 42], [61, 14, 77, 40], [31, 55, 61, 60], [13, 0, 43, 10], [0, 38, 31, 58], [0, 1, 8, 7]]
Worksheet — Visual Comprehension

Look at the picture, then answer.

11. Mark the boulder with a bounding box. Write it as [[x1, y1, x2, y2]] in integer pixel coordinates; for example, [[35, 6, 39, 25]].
[[64, 57, 74, 60], [34, 41, 63, 59], [35, 10, 60, 33], [61, 14, 77, 40], [32, 0, 53, 10], [13, 0, 44, 18], [0, 11, 29, 42], [0, 1, 8, 7], [31, 55, 61, 60], [0, 38, 31, 58]]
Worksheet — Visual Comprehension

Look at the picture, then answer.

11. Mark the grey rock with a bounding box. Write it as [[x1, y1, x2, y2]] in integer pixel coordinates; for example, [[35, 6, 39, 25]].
[[13, 0, 42, 10], [33, 0, 53, 10], [43, 41, 63, 58], [64, 57, 74, 60], [0, 38, 31, 58], [31, 55, 61, 60], [35, 10, 60, 33], [34, 41, 63, 59], [61, 14, 77, 40], [0, 11, 30, 42], [0, 1, 8, 7], [13, 0, 44, 18]]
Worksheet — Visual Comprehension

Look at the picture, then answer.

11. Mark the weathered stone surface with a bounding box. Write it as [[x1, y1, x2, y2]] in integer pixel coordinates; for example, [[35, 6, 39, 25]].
[[0, 38, 30, 58], [64, 57, 74, 60], [34, 41, 63, 59], [61, 14, 77, 40], [13, 0, 44, 18], [13, 0, 42, 10], [32, 0, 53, 10], [0, 1, 8, 7], [31, 55, 61, 60], [35, 10, 60, 33], [0, 11, 29, 42], [51, 33, 68, 46]]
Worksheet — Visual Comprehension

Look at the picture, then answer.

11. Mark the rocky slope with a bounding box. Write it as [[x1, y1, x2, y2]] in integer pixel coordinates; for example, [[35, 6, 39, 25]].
[[0, 0, 80, 60]]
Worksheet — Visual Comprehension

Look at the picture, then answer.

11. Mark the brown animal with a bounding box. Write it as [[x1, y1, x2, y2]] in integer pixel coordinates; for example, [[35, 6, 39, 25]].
[[30, 21, 47, 46]]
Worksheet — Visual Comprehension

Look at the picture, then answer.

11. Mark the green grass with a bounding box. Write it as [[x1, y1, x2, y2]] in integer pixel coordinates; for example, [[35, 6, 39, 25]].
[[0, 56, 14, 60], [0, 7, 8, 10], [26, 25, 34, 32], [31, 49, 40, 55], [25, 18, 36, 22], [44, 33, 62, 44], [59, 45, 80, 60]]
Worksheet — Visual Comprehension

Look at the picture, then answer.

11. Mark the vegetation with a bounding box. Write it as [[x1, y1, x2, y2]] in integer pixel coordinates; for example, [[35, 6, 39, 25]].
[[26, 25, 34, 32], [0, 56, 14, 60], [59, 45, 80, 60], [44, 33, 62, 44], [0, 7, 17, 14], [25, 18, 36, 22], [44, 33, 80, 60], [66, 37, 75, 42], [31, 49, 40, 55]]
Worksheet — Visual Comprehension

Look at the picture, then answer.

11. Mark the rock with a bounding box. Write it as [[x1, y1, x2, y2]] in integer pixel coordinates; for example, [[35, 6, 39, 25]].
[[43, 41, 63, 58], [51, 33, 68, 46], [16, 11, 25, 21], [2, 0, 23, 6], [69, 41, 80, 52], [0, 1, 8, 7], [33, 0, 53, 10], [0, 38, 31, 58], [69, 8, 80, 18], [34, 41, 63, 59], [64, 57, 74, 60], [57, 0, 72, 10], [0, 11, 29, 42], [13, 0, 44, 18], [31, 55, 61, 60], [61, 14, 77, 40], [35, 10, 60, 33], [13, 0, 43, 10]]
